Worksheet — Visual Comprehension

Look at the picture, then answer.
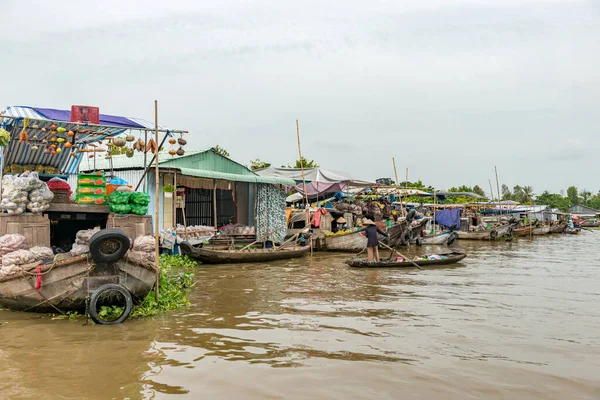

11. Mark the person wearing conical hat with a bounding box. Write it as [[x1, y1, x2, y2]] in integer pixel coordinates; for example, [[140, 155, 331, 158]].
[[336, 216, 347, 231], [361, 218, 388, 262]]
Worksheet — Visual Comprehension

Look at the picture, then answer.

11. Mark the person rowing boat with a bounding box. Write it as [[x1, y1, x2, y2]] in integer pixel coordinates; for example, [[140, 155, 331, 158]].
[[361, 218, 388, 262]]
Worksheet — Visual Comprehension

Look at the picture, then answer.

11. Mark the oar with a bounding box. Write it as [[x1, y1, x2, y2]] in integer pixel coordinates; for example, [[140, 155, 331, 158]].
[[378, 240, 422, 270]]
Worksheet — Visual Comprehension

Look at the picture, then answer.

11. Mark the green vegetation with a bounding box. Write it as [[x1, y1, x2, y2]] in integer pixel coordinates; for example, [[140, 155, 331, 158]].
[[286, 157, 319, 169], [250, 158, 271, 170], [212, 145, 230, 158], [52, 255, 197, 322]]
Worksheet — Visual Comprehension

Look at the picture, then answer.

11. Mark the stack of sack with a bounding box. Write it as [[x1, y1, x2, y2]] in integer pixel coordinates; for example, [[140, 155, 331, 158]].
[[0, 234, 54, 277], [70, 228, 101, 256], [0, 172, 54, 214]]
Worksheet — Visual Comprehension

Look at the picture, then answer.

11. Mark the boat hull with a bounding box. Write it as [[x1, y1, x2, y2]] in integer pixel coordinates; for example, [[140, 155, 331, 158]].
[[345, 252, 467, 268], [180, 242, 311, 264], [0, 253, 157, 313], [532, 226, 551, 235], [420, 231, 456, 245], [315, 231, 368, 252], [549, 222, 567, 233], [514, 226, 535, 236]]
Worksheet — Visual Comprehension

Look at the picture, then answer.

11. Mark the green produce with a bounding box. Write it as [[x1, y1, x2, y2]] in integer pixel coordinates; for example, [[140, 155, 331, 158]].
[[0, 128, 10, 147], [129, 192, 150, 206], [109, 203, 132, 214], [108, 191, 130, 205], [130, 204, 148, 215]]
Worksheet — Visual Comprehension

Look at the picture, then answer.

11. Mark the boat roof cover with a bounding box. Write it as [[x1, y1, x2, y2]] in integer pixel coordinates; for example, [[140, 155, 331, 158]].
[[255, 166, 373, 186]]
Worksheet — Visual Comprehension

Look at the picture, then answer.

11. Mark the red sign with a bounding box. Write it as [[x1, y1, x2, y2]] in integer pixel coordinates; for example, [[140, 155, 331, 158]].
[[70, 105, 100, 124]]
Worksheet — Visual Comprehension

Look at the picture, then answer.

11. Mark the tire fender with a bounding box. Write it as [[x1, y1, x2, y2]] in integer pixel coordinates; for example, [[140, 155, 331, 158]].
[[89, 228, 131, 264], [88, 284, 133, 325]]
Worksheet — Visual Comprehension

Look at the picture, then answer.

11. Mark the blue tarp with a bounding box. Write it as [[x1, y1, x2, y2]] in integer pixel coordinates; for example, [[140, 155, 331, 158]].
[[33, 107, 146, 129], [435, 208, 461, 229]]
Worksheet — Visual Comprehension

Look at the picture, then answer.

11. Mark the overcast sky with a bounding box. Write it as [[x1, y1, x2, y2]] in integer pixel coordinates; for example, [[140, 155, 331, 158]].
[[1, 0, 598, 195]]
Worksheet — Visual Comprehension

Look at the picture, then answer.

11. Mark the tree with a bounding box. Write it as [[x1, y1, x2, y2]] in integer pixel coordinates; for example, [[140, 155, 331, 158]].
[[212, 145, 230, 158], [250, 158, 271, 170], [501, 184, 512, 201], [521, 186, 535, 204], [286, 157, 319, 168], [567, 186, 579, 206], [472, 185, 486, 197], [580, 189, 592, 205], [535, 191, 571, 212]]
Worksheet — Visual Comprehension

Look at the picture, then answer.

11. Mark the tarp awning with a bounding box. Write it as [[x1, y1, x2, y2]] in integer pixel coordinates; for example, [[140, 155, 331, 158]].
[[255, 166, 373, 186]]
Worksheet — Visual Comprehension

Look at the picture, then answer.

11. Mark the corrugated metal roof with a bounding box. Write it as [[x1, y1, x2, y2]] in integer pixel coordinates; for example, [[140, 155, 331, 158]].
[[159, 150, 255, 176], [177, 167, 296, 185]]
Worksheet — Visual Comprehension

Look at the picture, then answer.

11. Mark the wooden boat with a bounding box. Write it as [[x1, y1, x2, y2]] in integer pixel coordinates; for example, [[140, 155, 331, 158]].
[[565, 226, 581, 234], [495, 224, 515, 239], [312, 230, 368, 252], [514, 226, 535, 237], [180, 241, 311, 264], [580, 220, 600, 228], [550, 222, 567, 233], [388, 218, 429, 247], [419, 231, 457, 245], [532, 225, 551, 235], [457, 230, 497, 240], [345, 252, 467, 268], [0, 252, 157, 313]]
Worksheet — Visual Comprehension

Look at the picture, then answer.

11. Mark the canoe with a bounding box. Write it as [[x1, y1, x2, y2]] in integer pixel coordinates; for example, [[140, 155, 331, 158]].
[[314, 230, 368, 252], [180, 241, 311, 264], [0, 252, 156, 313], [532, 225, 551, 235], [514, 226, 535, 237], [419, 231, 457, 245], [345, 252, 467, 268], [550, 222, 567, 234]]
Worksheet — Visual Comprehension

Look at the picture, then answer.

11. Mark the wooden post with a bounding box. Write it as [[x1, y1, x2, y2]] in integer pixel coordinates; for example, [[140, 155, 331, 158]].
[[213, 179, 218, 228], [173, 171, 177, 228], [296, 120, 310, 226], [153, 100, 160, 301]]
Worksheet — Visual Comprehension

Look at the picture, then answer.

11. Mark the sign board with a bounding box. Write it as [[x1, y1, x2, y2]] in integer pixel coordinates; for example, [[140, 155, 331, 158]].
[[70, 105, 100, 124]]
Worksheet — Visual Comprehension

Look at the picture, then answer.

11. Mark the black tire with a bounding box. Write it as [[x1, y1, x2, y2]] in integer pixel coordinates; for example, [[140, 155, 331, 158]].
[[89, 228, 130, 264], [489, 230, 498, 240], [447, 232, 457, 246], [88, 284, 133, 325], [406, 209, 417, 223]]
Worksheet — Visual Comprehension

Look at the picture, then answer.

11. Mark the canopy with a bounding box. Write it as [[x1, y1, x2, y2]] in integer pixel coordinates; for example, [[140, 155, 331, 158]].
[[255, 167, 373, 186]]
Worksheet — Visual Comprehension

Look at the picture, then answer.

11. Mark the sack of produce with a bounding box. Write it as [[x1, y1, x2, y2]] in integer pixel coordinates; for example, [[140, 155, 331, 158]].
[[5, 203, 27, 215], [29, 185, 55, 203], [2, 249, 37, 267], [76, 228, 100, 245], [76, 194, 106, 205], [47, 177, 71, 191], [133, 235, 155, 252], [77, 172, 106, 187], [130, 204, 148, 215], [0, 234, 28, 255], [70, 243, 90, 256], [129, 192, 151, 206], [108, 190, 131, 205], [29, 246, 54, 260], [109, 203, 131, 214]]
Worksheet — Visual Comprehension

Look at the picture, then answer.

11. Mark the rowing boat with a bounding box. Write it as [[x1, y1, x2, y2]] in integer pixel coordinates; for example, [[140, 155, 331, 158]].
[[345, 252, 467, 268], [180, 241, 311, 264]]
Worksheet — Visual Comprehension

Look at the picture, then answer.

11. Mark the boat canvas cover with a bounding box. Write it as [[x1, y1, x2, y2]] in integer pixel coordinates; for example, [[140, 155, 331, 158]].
[[255, 167, 373, 186], [435, 208, 461, 229]]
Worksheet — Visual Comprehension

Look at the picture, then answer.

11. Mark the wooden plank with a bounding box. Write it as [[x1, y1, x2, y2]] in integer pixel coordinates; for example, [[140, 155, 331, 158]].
[[46, 204, 109, 213]]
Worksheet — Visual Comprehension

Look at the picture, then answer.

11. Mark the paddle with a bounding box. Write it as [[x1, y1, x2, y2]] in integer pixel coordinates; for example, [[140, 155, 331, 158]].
[[378, 240, 422, 270]]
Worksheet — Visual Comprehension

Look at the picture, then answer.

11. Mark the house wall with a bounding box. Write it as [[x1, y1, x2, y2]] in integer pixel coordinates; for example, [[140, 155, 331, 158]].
[[236, 182, 249, 225]]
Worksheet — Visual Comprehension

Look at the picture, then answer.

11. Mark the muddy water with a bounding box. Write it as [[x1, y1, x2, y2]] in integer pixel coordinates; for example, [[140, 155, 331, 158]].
[[0, 233, 599, 400]]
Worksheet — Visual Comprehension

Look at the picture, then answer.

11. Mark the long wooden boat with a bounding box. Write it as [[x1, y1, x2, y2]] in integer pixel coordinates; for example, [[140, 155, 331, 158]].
[[532, 225, 551, 235], [550, 222, 567, 233], [0, 252, 156, 313], [495, 224, 515, 239], [514, 226, 535, 237], [456, 230, 496, 240], [419, 231, 457, 245], [345, 252, 467, 268], [180, 241, 311, 264], [580, 220, 600, 228], [313, 230, 368, 252], [388, 218, 429, 246]]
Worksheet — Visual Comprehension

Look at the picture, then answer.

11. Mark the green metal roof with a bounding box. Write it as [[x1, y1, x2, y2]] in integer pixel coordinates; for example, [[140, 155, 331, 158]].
[[159, 150, 255, 176], [177, 168, 296, 185]]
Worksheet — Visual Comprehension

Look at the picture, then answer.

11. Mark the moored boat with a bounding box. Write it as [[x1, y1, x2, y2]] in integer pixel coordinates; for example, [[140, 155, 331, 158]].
[[514, 226, 535, 237], [180, 241, 311, 264], [456, 229, 498, 240], [550, 222, 567, 233], [313, 230, 368, 252], [532, 225, 551, 235], [345, 252, 467, 268], [0, 252, 156, 313], [419, 231, 457, 245]]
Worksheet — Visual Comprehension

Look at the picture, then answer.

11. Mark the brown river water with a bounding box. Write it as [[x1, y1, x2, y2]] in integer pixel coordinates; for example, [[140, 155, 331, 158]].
[[0, 232, 598, 400]]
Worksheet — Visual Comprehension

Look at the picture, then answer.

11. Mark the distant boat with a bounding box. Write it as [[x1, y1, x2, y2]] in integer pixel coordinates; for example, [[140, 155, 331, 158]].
[[532, 225, 551, 235], [549, 222, 567, 233], [180, 242, 310, 264]]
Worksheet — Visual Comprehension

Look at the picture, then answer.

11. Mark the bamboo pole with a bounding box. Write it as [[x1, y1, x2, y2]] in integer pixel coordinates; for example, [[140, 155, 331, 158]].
[[296, 120, 310, 226], [392, 157, 404, 217], [154, 100, 160, 301], [488, 179, 495, 222]]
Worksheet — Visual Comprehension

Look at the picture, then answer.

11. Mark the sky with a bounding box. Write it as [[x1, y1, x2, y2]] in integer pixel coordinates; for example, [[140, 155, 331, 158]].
[[1, 0, 598, 196]]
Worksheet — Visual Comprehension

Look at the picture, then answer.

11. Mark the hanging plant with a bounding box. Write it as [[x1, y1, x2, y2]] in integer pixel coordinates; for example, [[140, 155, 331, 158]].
[[164, 184, 175, 193]]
